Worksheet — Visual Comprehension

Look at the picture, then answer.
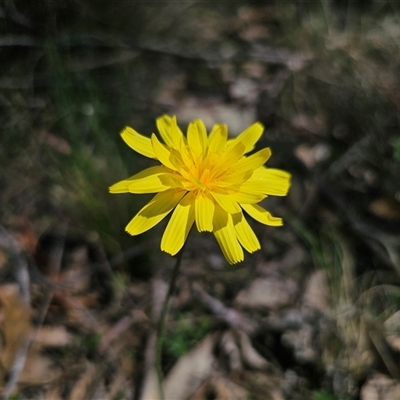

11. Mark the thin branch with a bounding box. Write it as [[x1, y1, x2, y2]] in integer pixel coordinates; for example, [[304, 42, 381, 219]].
[[0, 225, 30, 305], [192, 283, 258, 335]]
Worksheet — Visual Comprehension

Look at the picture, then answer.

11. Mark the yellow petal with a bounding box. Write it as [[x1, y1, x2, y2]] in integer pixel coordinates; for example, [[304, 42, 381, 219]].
[[218, 141, 246, 169], [161, 192, 195, 255], [121, 127, 156, 159], [171, 142, 194, 171], [195, 194, 214, 232], [233, 147, 272, 175], [219, 147, 271, 187], [213, 205, 244, 264], [109, 180, 130, 194], [187, 120, 207, 157], [208, 124, 228, 155], [170, 116, 185, 149], [109, 166, 174, 194], [217, 170, 253, 187], [251, 167, 291, 196], [241, 203, 283, 226], [151, 133, 178, 171], [230, 190, 266, 204], [156, 115, 174, 147], [125, 189, 186, 235], [230, 122, 264, 154], [236, 179, 269, 195], [232, 212, 260, 253], [232, 174, 276, 201], [211, 191, 241, 213]]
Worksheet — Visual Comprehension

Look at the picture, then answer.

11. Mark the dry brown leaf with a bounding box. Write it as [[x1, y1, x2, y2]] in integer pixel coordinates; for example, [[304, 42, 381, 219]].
[[0, 249, 7, 271], [163, 334, 216, 400], [221, 331, 242, 371], [368, 197, 400, 219], [235, 277, 297, 310], [108, 365, 135, 400], [68, 362, 97, 400], [302, 270, 331, 316], [43, 386, 63, 400], [9, 219, 38, 255], [360, 373, 400, 400], [211, 376, 248, 400], [140, 368, 159, 400], [18, 351, 59, 385], [238, 331, 271, 370], [0, 284, 31, 371], [291, 115, 327, 137], [244, 371, 284, 400], [33, 325, 72, 347], [281, 324, 317, 364], [294, 143, 330, 168]]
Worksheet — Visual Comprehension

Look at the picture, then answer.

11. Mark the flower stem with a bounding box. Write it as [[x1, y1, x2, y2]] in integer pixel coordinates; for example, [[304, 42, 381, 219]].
[[155, 248, 184, 400]]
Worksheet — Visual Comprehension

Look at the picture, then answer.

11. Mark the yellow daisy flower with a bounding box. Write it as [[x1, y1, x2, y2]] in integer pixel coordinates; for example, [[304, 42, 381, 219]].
[[109, 115, 291, 264]]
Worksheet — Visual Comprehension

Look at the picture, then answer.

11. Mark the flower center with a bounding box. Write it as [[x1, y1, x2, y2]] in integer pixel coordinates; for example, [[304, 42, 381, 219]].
[[177, 152, 226, 193]]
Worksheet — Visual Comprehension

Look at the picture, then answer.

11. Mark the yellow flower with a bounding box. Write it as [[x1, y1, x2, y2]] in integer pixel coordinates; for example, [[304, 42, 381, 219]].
[[109, 115, 291, 264]]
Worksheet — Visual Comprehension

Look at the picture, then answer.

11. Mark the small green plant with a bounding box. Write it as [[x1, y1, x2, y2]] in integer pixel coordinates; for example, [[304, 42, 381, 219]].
[[8, 395, 22, 400], [312, 390, 339, 400], [391, 138, 400, 162], [164, 314, 213, 358], [113, 271, 129, 292], [81, 333, 101, 355]]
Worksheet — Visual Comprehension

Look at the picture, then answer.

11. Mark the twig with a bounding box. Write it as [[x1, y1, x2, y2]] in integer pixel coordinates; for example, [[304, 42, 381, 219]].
[[0, 35, 40, 47], [4, 0, 35, 30], [329, 133, 375, 177], [192, 283, 258, 335], [98, 316, 133, 354], [0, 225, 30, 306], [0, 341, 30, 400]]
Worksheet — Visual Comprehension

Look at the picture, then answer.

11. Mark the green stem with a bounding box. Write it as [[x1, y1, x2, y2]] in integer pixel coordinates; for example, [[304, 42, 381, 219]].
[[155, 248, 184, 400]]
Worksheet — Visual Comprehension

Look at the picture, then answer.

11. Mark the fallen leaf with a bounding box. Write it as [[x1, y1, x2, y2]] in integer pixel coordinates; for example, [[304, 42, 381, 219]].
[[294, 143, 330, 169], [33, 325, 72, 347], [0, 249, 7, 271], [18, 351, 59, 385], [369, 197, 400, 219], [68, 362, 97, 400], [360, 373, 400, 400], [281, 324, 317, 364], [235, 277, 297, 310], [0, 284, 31, 371], [302, 270, 331, 316], [163, 334, 216, 400], [238, 331, 271, 370], [221, 331, 242, 371]]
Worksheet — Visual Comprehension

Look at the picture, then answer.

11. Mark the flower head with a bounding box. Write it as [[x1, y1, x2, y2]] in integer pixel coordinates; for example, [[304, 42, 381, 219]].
[[109, 115, 291, 264]]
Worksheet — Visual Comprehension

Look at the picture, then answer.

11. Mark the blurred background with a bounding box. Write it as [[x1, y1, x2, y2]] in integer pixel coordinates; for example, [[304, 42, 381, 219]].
[[1, 1, 400, 399]]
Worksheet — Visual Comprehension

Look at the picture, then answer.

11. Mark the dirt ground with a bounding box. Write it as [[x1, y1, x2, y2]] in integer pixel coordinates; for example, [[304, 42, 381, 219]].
[[1, 1, 400, 399]]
